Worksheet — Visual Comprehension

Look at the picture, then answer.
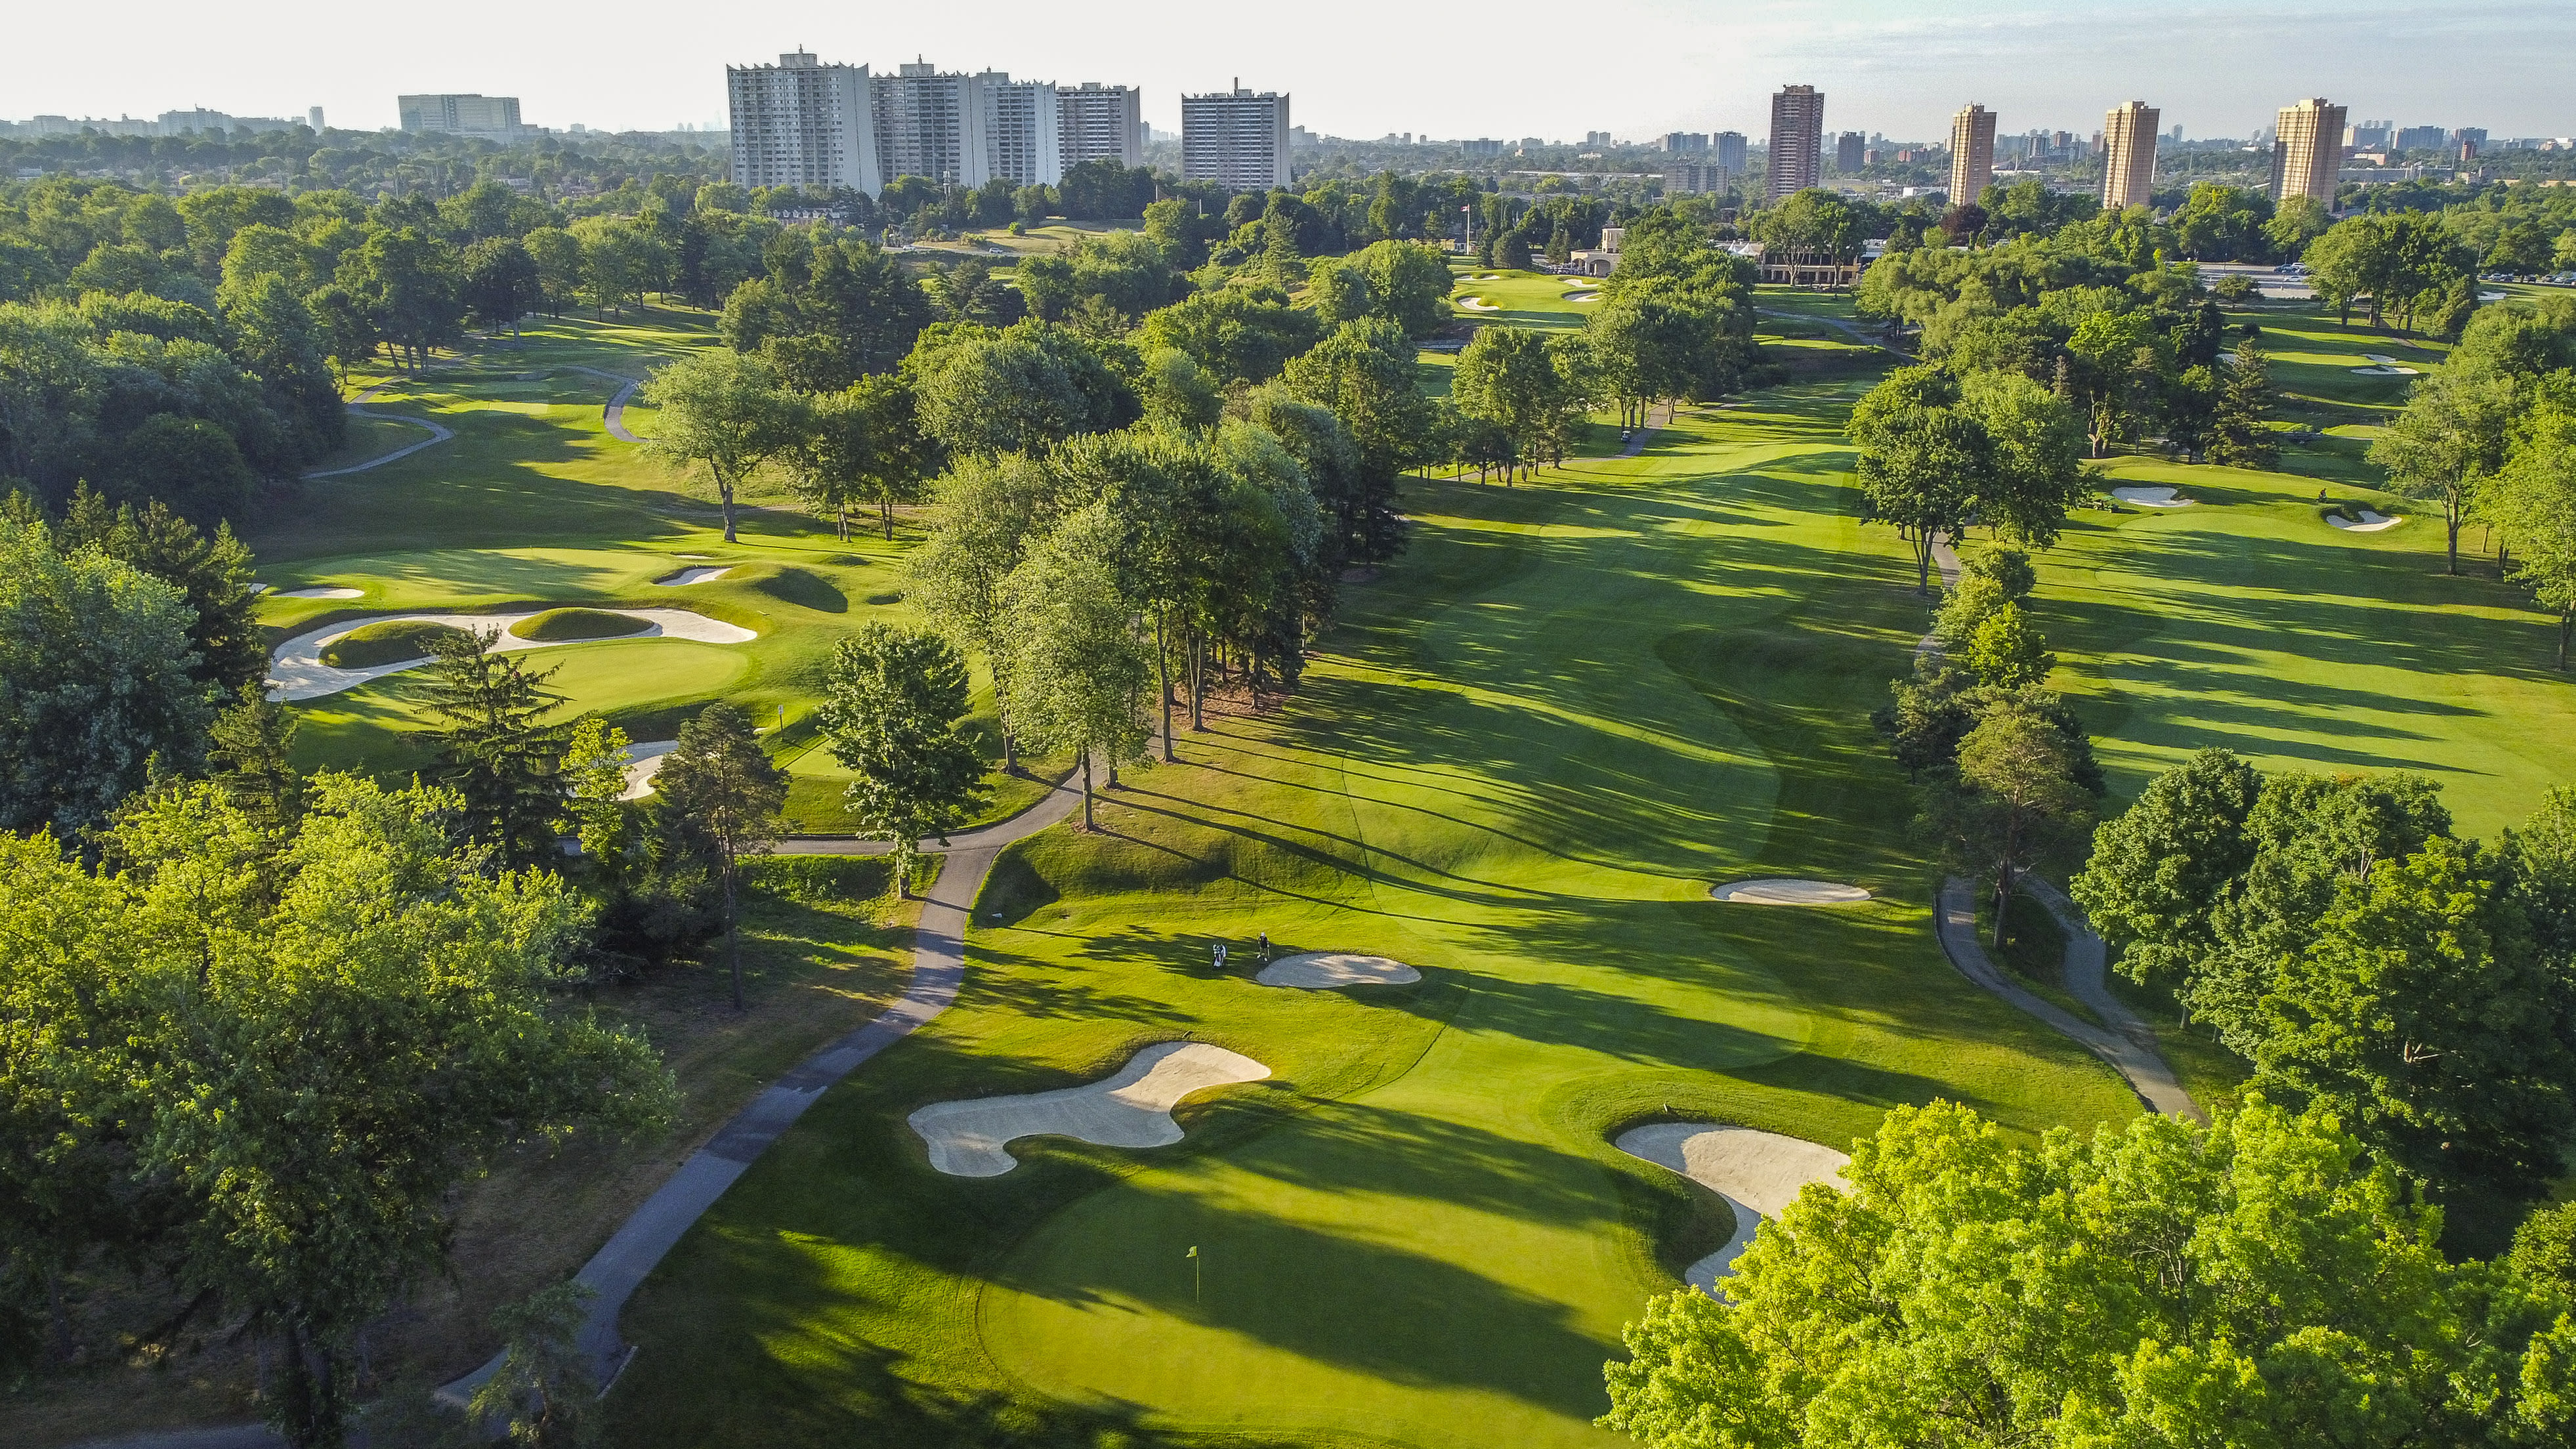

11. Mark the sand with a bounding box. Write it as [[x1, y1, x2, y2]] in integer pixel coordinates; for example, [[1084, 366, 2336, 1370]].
[[654, 566, 732, 586], [2352, 364, 2420, 376], [1459, 297, 1500, 311], [267, 607, 758, 702], [908, 1041, 1269, 1177], [1257, 952, 1421, 988], [1564, 290, 1601, 302], [1710, 878, 1870, 904], [2111, 486, 2195, 509], [619, 741, 679, 800], [2329, 510, 2405, 532], [277, 586, 366, 599], [1615, 1124, 1849, 1294]]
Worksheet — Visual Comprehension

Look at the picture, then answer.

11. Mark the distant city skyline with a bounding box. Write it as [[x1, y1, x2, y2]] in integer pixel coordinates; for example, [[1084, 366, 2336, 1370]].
[[7, 0, 2571, 144]]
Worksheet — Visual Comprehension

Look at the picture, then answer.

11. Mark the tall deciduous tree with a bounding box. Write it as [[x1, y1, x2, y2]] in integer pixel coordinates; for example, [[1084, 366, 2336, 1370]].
[[2206, 335, 2278, 470], [106, 776, 670, 1449], [654, 703, 786, 1011], [906, 453, 1053, 774], [1850, 366, 1983, 593], [1000, 503, 1150, 830], [1280, 316, 1430, 562], [0, 511, 212, 835], [640, 347, 797, 543], [2487, 396, 2576, 666], [816, 624, 987, 896], [1920, 699, 2096, 944], [2371, 367, 2520, 575]]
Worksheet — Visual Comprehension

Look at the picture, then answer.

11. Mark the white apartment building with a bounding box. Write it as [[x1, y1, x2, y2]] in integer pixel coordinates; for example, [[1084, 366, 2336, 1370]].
[[1182, 83, 1290, 190], [874, 61, 992, 188], [398, 94, 524, 141], [1059, 83, 1145, 169], [726, 52, 881, 193], [984, 74, 1061, 188]]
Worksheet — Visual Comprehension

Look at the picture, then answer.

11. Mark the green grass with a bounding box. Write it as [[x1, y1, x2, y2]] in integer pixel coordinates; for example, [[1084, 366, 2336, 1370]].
[[182, 284, 2575, 1447], [316, 618, 471, 669], [1448, 265, 1597, 330], [606, 375, 2148, 1449], [510, 606, 653, 641]]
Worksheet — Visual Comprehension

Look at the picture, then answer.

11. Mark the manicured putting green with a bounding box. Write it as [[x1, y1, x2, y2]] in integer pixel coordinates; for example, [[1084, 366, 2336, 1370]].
[[317, 619, 472, 669], [510, 606, 654, 642]]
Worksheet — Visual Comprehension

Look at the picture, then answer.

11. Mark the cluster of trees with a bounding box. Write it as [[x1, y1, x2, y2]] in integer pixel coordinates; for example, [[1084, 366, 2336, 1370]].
[[2078, 753, 2576, 1213], [1604, 1098, 2576, 1449], [2367, 299, 2576, 617], [905, 418, 1339, 825], [1859, 226, 2282, 467], [0, 124, 728, 204], [0, 770, 675, 1448]]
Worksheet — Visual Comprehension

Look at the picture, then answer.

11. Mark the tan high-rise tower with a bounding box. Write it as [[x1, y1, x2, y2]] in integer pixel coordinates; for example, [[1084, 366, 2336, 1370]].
[[2270, 97, 2345, 205], [2101, 101, 2161, 210], [1948, 104, 1996, 206], [1767, 85, 1824, 201]]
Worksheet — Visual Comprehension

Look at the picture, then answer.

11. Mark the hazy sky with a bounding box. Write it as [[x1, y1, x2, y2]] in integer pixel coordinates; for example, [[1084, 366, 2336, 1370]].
[[9, 0, 2571, 143]]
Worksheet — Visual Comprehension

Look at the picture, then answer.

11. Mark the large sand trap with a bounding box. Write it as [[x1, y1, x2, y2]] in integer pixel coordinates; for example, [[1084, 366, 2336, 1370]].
[[1564, 290, 1601, 302], [1710, 878, 1870, 904], [2111, 486, 2194, 508], [1257, 952, 1420, 988], [277, 586, 366, 599], [2329, 510, 2405, 532], [654, 565, 732, 585], [909, 1042, 1269, 1177], [1616, 1124, 1849, 1293], [2353, 365, 2420, 376], [619, 741, 679, 800], [1459, 296, 1500, 310], [268, 608, 757, 702]]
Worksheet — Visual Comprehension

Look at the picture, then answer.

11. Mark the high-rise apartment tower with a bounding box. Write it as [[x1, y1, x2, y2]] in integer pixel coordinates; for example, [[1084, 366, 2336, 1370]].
[[2100, 101, 2160, 210], [1835, 131, 1865, 171], [2270, 97, 2345, 205], [874, 60, 994, 188], [1182, 82, 1290, 190], [1058, 83, 1145, 169], [1714, 131, 1748, 176], [725, 54, 879, 193], [1948, 104, 1996, 205], [1766, 85, 1824, 201], [982, 74, 1060, 186]]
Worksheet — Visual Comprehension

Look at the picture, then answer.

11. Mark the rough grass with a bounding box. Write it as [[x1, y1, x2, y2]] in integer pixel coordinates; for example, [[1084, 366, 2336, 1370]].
[[315, 618, 473, 668], [510, 606, 652, 642]]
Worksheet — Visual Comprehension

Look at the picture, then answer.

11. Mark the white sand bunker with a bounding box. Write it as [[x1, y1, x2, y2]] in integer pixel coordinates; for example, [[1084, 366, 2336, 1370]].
[[2352, 365, 2420, 376], [2112, 486, 2194, 508], [267, 608, 757, 702], [1459, 296, 1500, 311], [910, 1042, 1269, 1177], [1257, 952, 1420, 988], [654, 565, 732, 586], [276, 586, 366, 599], [618, 741, 678, 800], [2329, 510, 2405, 532], [1616, 1124, 1849, 1294], [1564, 290, 1601, 302], [1710, 878, 1870, 905]]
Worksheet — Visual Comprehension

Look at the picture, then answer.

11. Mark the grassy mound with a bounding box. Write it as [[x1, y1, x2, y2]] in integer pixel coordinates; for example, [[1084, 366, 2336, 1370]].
[[317, 620, 475, 669], [510, 607, 651, 642]]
